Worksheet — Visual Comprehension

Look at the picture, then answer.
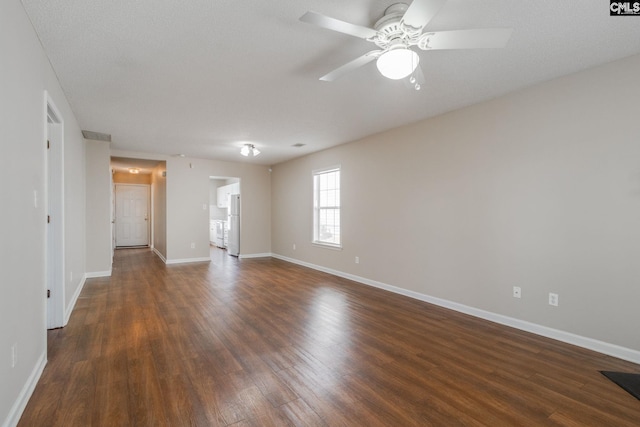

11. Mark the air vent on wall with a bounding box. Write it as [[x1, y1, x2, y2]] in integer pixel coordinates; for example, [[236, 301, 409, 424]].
[[82, 130, 112, 142]]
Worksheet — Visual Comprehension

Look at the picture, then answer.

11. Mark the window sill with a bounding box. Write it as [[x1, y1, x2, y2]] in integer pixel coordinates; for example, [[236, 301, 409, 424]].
[[312, 242, 342, 251]]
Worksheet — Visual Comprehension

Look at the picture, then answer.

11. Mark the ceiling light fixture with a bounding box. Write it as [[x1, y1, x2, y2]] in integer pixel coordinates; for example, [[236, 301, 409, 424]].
[[128, 168, 140, 174], [376, 47, 419, 80], [240, 143, 260, 157]]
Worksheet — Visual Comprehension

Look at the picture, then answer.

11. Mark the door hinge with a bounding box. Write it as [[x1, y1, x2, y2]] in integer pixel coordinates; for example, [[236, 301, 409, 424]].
[[47, 140, 50, 149], [47, 215, 50, 224], [47, 289, 50, 298]]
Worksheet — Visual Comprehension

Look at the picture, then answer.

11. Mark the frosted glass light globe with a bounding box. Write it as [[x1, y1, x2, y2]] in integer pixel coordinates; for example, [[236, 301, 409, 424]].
[[376, 48, 419, 80]]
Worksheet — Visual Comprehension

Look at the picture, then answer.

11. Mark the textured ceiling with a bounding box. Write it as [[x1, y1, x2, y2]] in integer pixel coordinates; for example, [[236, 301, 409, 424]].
[[111, 157, 162, 174], [21, 0, 640, 165]]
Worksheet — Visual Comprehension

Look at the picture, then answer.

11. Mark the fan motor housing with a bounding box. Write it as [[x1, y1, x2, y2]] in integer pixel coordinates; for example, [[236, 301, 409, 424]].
[[373, 3, 422, 49]]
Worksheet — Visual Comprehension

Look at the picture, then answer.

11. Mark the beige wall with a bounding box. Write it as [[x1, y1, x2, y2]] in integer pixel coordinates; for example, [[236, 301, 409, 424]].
[[166, 156, 271, 261], [271, 54, 640, 355], [110, 151, 271, 262], [85, 140, 112, 274], [0, 0, 86, 424], [113, 171, 151, 184]]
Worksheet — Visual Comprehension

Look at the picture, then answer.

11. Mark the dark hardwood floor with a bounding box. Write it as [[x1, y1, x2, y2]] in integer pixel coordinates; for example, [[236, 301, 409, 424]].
[[19, 247, 640, 426]]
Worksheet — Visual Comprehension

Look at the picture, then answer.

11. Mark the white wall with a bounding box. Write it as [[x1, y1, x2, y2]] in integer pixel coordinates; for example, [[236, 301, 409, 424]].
[[63, 127, 86, 321], [0, 0, 86, 425], [152, 162, 167, 259], [272, 54, 640, 358], [85, 140, 112, 276]]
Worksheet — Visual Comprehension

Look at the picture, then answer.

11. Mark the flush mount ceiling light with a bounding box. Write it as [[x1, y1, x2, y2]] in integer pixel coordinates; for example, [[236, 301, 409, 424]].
[[376, 46, 419, 80], [128, 168, 140, 174], [240, 144, 260, 157]]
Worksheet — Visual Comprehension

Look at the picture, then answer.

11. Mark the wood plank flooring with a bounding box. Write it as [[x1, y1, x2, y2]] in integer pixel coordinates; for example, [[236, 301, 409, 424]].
[[19, 248, 640, 426]]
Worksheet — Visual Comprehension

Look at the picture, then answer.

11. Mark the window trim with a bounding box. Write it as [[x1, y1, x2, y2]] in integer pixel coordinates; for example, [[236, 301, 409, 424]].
[[312, 165, 342, 249]]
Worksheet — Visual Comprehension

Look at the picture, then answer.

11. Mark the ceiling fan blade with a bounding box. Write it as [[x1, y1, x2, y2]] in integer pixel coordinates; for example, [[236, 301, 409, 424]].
[[300, 11, 378, 40], [319, 51, 382, 82], [401, 0, 446, 31], [418, 28, 513, 50]]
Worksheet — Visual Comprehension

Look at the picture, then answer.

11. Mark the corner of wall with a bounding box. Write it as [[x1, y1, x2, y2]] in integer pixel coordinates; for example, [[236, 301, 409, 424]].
[[64, 274, 87, 326]]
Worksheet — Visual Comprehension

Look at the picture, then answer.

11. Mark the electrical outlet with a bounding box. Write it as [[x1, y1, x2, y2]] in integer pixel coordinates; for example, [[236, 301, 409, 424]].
[[355, 256, 360, 264], [190, 242, 195, 249], [513, 286, 521, 298], [70, 271, 73, 282], [202, 203, 207, 210], [549, 293, 559, 306], [11, 344, 17, 368], [293, 243, 296, 250]]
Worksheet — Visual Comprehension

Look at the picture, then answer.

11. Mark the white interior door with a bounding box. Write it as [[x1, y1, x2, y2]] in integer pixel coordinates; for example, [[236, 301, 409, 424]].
[[115, 184, 149, 247], [46, 95, 65, 330]]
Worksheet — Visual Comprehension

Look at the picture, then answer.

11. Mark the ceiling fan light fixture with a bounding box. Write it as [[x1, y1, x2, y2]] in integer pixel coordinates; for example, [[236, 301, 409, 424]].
[[240, 143, 260, 157], [376, 48, 419, 80]]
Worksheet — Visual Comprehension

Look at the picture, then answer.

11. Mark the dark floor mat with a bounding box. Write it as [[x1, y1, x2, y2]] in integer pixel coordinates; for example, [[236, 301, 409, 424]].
[[601, 371, 640, 400]]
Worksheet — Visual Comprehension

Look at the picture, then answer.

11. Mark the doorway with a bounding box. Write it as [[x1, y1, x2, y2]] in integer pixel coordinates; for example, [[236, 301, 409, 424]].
[[46, 92, 65, 329], [114, 184, 150, 247], [209, 176, 241, 258]]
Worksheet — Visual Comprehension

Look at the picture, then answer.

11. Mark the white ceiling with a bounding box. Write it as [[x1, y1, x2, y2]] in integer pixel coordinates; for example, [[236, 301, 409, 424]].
[[22, 0, 640, 166], [111, 157, 162, 174]]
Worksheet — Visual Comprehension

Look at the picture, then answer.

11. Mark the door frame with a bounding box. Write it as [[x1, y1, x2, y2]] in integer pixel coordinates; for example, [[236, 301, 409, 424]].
[[114, 183, 151, 247], [45, 91, 65, 329]]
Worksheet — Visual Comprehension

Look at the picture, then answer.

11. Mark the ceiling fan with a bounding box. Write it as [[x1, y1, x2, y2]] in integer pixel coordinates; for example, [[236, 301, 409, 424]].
[[300, 0, 513, 88]]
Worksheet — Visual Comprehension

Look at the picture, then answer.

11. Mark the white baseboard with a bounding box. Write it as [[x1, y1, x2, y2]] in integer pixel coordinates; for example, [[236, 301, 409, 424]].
[[152, 248, 167, 263], [85, 270, 111, 278], [2, 351, 47, 427], [165, 257, 210, 265], [271, 253, 640, 365], [239, 252, 272, 259], [64, 274, 87, 326]]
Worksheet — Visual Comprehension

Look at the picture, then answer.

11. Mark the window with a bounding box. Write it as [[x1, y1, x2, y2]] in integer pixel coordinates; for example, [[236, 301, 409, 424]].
[[313, 166, 341, 248]]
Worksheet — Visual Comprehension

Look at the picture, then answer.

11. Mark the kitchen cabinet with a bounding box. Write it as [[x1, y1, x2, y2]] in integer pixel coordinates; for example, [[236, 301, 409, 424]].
[[216, 183, 240, 208], [216, 186, 227, 208]]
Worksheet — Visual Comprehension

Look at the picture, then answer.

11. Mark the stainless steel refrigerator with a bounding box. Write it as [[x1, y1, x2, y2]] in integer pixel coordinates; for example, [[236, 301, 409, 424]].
[[227, 194, 240, 256]]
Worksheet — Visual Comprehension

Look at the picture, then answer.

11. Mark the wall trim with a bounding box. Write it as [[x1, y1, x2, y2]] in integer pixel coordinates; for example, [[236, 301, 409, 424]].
[[85, 270, 111, 278], [2, 351, 46, 427], [271, 253, 640, 365], [165, 257, 210, 265], [153, 248, 167, 264], [239, 253, 272, 259], [64, 274, 86, 326]]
